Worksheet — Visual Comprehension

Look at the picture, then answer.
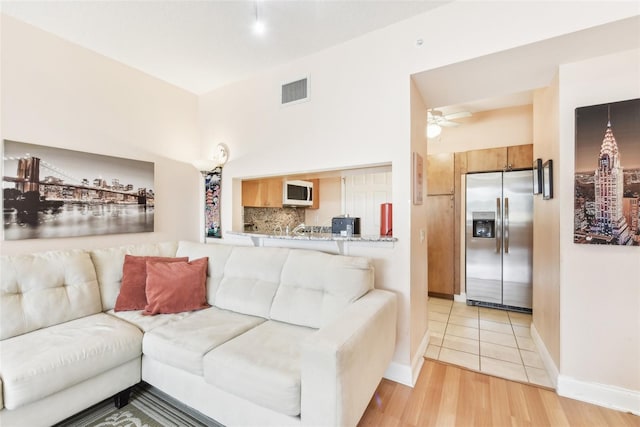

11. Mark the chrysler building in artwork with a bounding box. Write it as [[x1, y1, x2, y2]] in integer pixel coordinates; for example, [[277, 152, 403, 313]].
[[592, 117, 631, 244]]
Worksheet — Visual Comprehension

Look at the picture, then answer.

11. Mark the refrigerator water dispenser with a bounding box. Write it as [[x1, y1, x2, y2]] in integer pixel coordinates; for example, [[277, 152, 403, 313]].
[[472, 212, 495, 238]]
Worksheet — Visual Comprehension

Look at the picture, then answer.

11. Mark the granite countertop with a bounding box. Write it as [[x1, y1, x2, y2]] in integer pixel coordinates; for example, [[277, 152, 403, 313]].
[[227, 230, 397, 242]]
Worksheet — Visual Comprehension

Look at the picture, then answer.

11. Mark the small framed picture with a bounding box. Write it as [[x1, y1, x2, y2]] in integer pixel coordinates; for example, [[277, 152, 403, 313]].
[[533, 158, 542, 195], [412, 152, 423, 205], [542, 159, 553, 200]]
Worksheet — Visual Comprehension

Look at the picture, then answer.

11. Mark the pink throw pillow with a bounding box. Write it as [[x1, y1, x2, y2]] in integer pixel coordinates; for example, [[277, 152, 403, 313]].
[[114, 255, 189, 312], [143, 257, 210, 316]]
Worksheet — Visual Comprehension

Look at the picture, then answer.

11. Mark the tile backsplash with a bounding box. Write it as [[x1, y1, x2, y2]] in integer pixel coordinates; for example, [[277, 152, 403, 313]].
[[244, 207, 305, 234]]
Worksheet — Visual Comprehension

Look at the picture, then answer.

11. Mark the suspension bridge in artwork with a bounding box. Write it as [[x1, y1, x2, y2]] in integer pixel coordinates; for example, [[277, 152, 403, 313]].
[[3, 155, 152, 206]]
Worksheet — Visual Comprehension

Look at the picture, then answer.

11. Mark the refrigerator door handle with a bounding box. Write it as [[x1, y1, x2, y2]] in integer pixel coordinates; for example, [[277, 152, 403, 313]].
[[504, 197, 509, 254], [496, 198, 501, 253]]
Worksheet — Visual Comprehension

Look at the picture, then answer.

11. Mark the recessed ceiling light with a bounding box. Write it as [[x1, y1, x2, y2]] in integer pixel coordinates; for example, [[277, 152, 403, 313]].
[[254, 20, 265, 35]]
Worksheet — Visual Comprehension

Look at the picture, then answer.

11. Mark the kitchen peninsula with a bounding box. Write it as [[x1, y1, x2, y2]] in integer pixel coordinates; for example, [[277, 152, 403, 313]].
[[224, 230, 396, 255]]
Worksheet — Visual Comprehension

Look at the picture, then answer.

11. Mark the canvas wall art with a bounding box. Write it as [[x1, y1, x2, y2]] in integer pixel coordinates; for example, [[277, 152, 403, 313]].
[[2, 140, 154, 240], [574, 98, 640, 246], [205, 167, 222, 238]]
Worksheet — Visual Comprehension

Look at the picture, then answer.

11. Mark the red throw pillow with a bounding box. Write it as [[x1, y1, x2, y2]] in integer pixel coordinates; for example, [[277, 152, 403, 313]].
[[114, 255, 189, 312], [143, 257, 210, 316]]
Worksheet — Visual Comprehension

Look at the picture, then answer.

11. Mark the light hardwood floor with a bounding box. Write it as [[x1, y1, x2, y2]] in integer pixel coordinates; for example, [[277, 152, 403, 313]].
[[358, 359, 639, 426]]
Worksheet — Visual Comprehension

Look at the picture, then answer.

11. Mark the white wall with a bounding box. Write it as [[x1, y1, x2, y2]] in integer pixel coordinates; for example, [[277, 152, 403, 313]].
[[1, 15, 201, 255], [305, 177, 341, 228], [427, 105, 533, 155], [557, 49, 640, 413], [532, 80, 561, 376], [198, 2, 639, 387], [409, 79, 429, 377]]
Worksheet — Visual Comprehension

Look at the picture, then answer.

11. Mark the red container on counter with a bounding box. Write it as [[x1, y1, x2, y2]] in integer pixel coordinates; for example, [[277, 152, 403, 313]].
[[380, 203, 392, 236]]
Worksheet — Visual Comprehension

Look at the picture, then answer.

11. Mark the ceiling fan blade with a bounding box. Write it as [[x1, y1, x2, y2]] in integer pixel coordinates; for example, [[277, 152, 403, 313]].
[[439, 120, 460, 127], [444, 111, 472, 120]]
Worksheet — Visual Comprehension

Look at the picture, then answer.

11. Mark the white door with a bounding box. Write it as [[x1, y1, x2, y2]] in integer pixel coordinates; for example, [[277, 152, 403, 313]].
[[344, 171, 392, 236]]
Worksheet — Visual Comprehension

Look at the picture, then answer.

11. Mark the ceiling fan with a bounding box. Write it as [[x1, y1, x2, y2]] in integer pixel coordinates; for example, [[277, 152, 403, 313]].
[[427, 109, 472, 138]]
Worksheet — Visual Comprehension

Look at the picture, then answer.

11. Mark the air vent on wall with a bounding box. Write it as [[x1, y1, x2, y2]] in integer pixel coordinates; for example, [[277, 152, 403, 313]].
[[281, 77, 308, 105]]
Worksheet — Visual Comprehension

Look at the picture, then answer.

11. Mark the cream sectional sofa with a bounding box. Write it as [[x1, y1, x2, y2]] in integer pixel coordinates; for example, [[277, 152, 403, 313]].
[[0, 240, 397, 427]]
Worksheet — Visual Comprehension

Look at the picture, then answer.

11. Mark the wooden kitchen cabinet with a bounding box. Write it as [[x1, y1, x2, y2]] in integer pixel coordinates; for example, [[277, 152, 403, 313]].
[[466, 144, 533, 173], [427, 153, 455, 195], [465, 147, 508, 173], [453, 152, 467, 296], [242, 178, 283, 207], [427, 194, 455, 298], [309, 178, 320, 209], [507, 144, 533, 169]]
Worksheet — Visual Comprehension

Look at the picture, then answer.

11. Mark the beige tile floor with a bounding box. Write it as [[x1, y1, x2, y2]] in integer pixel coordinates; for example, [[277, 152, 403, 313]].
[[425, 297, 554, 388]]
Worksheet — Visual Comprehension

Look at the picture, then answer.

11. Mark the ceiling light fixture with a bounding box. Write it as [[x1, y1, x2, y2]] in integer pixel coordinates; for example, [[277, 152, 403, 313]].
[[192, 143, 230, 175], [253, 1, 265, 35], [426, 123, 442, 138]]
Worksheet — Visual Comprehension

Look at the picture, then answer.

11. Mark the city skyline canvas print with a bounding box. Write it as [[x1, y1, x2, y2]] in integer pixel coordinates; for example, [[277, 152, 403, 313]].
[[574, 98, 640, 246], [3, 140, 155, 240]]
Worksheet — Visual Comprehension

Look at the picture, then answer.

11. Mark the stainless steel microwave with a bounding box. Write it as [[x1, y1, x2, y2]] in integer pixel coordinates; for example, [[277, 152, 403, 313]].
[[283, 180, 313, 207]]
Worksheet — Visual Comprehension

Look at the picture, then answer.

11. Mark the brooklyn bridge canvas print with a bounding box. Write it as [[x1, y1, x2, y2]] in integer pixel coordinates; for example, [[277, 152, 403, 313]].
[[2, 140, 154, 240], [574, 98, 640, 246]]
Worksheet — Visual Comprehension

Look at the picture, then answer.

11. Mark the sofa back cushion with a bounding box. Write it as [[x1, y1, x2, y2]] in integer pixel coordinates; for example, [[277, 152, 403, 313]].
[[0, 250, 102, 340], [89, 242, 178, 311], [270, 250, 374, 328], [176, 240, 234, 305], [214, 246, 289, 318]]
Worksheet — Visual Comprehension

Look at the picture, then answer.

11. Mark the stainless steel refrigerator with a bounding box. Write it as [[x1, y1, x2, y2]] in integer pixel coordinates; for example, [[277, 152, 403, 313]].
[[465, 170, 533, 312]]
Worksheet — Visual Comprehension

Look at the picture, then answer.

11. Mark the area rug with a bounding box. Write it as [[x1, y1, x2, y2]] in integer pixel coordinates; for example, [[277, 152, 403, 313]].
[[54, 382, 223, 427]]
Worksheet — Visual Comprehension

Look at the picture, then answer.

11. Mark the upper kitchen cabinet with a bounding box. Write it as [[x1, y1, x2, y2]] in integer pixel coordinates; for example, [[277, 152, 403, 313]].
[[507, 144, 533, 170], [242, 178, 283, 208], [465, 144, 532, 173], [465, 147, 507, 173], [309, 179, 320, 209], [427, 153, 455, 195]]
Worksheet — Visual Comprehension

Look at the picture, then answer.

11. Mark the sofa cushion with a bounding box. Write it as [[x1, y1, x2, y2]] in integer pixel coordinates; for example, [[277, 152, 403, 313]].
[[203, 320, 316, 416], [176, 241, 234, 305], [89, 242, 178, 311], [107, 309, 194, 332], [143, 307, 264, 376], [0, 250, 102, 340], [143, 257, 210, 315], [270, 250, 374, 328], [214, 247, 289, 318], [0, 313, 142, 410], [114, 255, 188, 311]]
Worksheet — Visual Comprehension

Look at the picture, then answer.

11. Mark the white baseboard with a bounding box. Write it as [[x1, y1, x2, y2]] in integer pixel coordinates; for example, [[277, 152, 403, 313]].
[[557, 375, 640, 416], [411, 329, 430, 385], [383, 328, 430, 388], [383, 361, 413, 387], [530, 323, 559, 388], [453, 293, 467, 303], [530, 325, 640, 415]]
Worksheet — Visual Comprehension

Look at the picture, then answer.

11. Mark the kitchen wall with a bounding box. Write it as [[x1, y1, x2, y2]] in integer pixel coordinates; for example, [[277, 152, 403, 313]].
[[0, 15, 201, 255], [557, 49, 640, 411], [306, 177, 342, 228]]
